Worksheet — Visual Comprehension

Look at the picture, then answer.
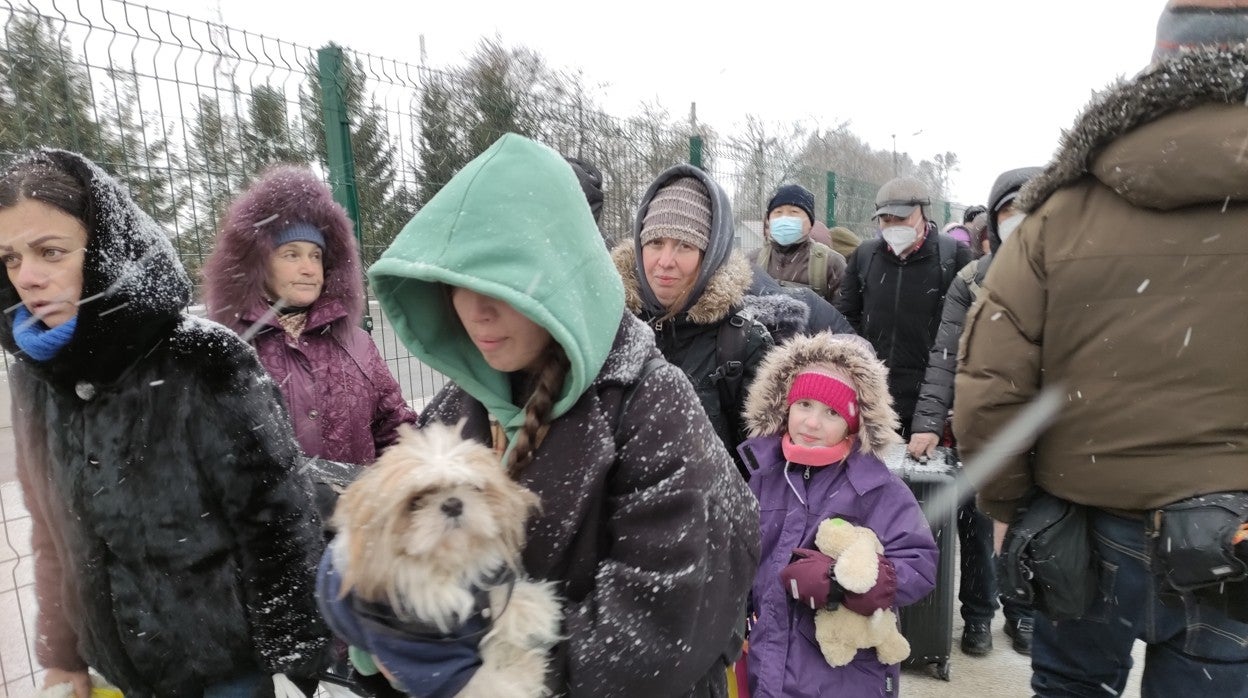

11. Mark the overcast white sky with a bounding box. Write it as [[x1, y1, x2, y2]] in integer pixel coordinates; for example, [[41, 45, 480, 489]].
[[146, 0, 1164, 204]]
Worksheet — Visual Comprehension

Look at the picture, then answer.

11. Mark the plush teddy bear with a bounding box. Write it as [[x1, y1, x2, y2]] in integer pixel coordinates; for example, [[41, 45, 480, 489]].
[[811, 518, 911, 668]]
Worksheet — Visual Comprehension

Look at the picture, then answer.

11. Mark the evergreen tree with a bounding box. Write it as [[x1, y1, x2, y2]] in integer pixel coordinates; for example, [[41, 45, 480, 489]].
[[302, 44, 416, 265], [415, 71, 469, 206], [243, 84, 310, 169], [98, 69, 181, 227], [0, 16, 109, 160], [181, 94, 247, 285]]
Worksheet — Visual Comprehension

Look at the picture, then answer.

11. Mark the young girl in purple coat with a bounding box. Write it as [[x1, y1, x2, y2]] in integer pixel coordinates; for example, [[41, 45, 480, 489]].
[[738, 332, 938, 698]]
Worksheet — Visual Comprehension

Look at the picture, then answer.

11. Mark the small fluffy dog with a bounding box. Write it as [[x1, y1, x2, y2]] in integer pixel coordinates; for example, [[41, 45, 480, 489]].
[[331, 422, 562, 698]]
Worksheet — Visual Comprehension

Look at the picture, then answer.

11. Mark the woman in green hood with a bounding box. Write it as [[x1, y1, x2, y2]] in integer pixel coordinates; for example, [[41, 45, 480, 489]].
[[364, 134, 760, 696]]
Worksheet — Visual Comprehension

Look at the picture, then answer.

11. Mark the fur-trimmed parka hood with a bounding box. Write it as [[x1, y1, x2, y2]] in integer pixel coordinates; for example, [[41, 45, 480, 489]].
[[612, 242, 820, 342], [1020, 45, 1248, 213], [203, 166, 364, 340], [742, 332, 900, 459], [612, 241, 751, 324]]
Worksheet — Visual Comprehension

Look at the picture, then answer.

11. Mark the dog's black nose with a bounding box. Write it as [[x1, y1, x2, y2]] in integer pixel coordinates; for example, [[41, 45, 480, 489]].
[[441, 497, 463, 518]]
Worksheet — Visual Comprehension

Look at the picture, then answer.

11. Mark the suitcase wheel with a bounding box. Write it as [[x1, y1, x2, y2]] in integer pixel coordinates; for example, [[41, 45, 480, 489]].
[[933, 660, 951, 681]]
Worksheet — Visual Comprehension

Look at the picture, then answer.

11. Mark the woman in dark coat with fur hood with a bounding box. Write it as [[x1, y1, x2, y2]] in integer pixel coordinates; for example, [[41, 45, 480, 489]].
[[0, 150, 327, 697], [613, 167, 780, 475], [204, 166, 416, 466]]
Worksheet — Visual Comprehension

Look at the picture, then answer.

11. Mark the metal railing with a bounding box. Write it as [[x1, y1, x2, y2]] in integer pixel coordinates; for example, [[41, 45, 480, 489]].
[[0, 1, 969, 691]]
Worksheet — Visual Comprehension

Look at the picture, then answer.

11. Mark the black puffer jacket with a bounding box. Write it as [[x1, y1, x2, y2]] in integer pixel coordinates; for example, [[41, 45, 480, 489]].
[[911, 168, 1041, 436], [835, 226, 973, 433], [6, 150, 327, 697], [419, 314, 760, 697], [616, 165, 779, 466]]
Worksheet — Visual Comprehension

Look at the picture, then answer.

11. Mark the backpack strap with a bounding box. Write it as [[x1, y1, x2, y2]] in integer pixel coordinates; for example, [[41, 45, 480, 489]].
[[807, 241, 831, 298], [613, 355, 669, 441], [936, 233, 958, 295], [855, 240, 882, 295], [712, 314, 751, 446]]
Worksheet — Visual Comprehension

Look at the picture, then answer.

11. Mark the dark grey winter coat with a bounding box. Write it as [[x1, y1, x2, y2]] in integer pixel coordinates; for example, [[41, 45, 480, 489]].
[[5, 150, 328, 697], [911, 168, 1041, 437], [419, 313, 761, 697]]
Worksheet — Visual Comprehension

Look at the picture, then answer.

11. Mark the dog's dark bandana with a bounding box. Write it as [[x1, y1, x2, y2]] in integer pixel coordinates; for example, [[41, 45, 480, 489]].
[[316, 551, 518, 698]]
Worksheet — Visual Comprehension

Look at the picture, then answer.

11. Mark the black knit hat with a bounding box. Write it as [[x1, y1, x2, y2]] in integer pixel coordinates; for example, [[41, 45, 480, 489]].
[[565, 156, 604, 224], [766, 184, 816, 224]]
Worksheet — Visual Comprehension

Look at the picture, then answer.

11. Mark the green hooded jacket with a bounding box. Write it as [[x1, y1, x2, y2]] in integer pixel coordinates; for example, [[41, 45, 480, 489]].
[[368, 134, 625, 442]]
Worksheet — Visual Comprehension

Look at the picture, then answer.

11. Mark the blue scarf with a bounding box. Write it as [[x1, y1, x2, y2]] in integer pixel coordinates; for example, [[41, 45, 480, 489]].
[[12, 306, 77, 361]]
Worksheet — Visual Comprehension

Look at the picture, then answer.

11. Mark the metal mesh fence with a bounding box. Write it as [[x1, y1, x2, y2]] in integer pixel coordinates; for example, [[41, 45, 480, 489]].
[[0, 1, 969, 690]]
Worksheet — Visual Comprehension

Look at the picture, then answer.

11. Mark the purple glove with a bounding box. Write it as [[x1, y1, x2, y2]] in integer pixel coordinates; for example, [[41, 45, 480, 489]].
[[841, 555, 898, 616], [779, 549, 843, 609]]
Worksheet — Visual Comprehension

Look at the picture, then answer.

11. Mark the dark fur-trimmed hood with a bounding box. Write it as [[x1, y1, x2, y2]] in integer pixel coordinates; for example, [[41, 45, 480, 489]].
[[203, 166, 364, 339], [1020, 45, 1248, 212], [742, 332, 900, 459], [612, 242, 755, 325]]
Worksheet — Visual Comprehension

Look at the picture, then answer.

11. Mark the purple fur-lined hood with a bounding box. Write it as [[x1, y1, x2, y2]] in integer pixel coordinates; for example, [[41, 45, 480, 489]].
[[203, 166, 364, 339]]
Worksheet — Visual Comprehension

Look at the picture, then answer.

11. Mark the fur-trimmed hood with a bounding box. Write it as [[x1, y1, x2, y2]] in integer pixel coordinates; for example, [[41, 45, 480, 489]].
[[612, 241, 756, 326], [742, 332, 900, 459], [203, 166, 364, 339], [1020, 45, 1248, 212]]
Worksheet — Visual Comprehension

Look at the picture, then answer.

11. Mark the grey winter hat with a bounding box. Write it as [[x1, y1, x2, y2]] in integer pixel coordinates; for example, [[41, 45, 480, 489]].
[[640, 176, 712, 251], [273, 222, 325, 249], [873, 176, 931, 219], [1154, 1, 1248, 62]]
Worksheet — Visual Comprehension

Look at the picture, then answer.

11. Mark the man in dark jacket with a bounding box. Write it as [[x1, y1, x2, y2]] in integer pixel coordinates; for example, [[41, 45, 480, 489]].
[[908, 167, 1042, 658], [835, 176, 973, 437], [955, 4, 1248, 694], [748, 184, 847, 302]]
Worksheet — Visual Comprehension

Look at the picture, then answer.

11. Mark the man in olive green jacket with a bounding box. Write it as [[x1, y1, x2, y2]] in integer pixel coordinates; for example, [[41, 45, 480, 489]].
[[953, 4, 1248, 695]]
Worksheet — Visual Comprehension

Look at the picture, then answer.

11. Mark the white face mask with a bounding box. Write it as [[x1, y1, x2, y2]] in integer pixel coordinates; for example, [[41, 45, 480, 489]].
[[881, 224, 919, 255], [998, 214, 1025, 242]]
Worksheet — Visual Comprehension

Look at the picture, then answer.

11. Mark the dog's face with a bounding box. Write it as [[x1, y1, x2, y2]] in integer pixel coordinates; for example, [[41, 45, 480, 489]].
[[333, 422, 541, 605]]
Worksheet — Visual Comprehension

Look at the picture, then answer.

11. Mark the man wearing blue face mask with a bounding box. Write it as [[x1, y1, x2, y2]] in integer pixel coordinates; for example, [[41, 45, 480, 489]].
[[748, 184, 846, 303], [835, 176, 973, 440]]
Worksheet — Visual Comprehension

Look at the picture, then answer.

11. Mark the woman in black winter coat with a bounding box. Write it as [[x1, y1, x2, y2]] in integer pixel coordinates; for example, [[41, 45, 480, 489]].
[[611, 166, 777, 476], [0, 150, 328, 698]]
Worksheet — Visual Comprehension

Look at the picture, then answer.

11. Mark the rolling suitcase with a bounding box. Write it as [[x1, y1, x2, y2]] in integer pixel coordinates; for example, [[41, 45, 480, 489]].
[[883, 445, 958, 681]]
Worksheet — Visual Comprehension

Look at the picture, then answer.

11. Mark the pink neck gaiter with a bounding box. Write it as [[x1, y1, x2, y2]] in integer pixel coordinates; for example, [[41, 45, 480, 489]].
[[782, 435, 855, 467]]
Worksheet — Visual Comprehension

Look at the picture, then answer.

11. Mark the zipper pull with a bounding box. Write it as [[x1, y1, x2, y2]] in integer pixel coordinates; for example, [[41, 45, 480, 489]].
[[804, 466, 812, 480]]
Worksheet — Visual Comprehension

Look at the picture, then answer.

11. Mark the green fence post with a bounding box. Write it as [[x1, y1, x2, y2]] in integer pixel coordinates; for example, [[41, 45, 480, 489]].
[[826, 171, 837, 228], [689, 135, 703, 169], [317, 45, 372, 332], [944, 201, 952, 227]]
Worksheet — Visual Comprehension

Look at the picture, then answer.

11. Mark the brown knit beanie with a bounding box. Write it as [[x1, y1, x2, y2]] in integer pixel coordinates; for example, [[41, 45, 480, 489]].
[[640, 176, 712, 251]]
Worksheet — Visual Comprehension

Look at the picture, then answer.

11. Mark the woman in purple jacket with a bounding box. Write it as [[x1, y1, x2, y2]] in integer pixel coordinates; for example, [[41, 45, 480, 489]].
[[738, 332, 938, 698], [204, 166, 416, 465]]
